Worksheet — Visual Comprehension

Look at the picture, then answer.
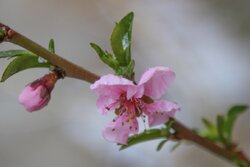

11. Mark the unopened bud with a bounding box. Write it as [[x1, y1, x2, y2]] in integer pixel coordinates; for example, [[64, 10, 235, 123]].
[[18, 72, 58, 112]]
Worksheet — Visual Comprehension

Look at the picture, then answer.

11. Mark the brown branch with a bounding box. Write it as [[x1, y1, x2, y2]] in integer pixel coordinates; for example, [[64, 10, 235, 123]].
[[1, 22, 249, 166], [172, 119, 250, 165], [0, 22, 99, 83]]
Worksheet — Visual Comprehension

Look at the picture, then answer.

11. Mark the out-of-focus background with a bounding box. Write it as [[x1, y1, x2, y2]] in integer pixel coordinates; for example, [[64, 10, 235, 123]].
[[0, 0, 249, 167]]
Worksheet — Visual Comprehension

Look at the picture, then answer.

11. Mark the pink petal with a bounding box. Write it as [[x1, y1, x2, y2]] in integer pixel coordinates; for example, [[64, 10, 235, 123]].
[[144, 100, 180, 127], [138, 67, 176, 99], [90, 74, 134, 96], [18, 85, 50, 112], [102, 113, 139, 144], [126, 85, 144, 99], [90, 74, 140, 113], [90, 74, 137, 100], [96, 95, 119, 115]]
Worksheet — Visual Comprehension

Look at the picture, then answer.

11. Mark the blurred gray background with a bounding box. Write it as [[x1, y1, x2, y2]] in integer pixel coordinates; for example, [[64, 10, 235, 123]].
[[0, 0, 249, 167]]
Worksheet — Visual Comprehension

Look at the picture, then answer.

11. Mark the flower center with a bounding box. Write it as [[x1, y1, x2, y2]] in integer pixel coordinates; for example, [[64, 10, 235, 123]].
[[114, 93, 144, 118], [106, 93, 153, 132]]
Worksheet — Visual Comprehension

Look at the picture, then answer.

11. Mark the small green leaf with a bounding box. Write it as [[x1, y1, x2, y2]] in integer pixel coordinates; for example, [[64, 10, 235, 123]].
[[1, 55, 50, 82], [234, 158, 249, 167], [0, 50, 35, 59], [90, 43, 119, 70], [171, 141, 181, 152], [200, 118, 219, 141], [123, 59, 135, 79], [216, 106, 248, 145], [202, 118, 216, 130], [165, 119, 175, 129], [156, 140, 168, 151], [110, 12, 134, 66], [199, 105, 248, 147], [91, 13, 135, 79], [48, 39, 55, 53], [225, 105, 248, 142], [115, 59, 135, 79], [217, 115, 228, 144], [119, 129, 167, 150]]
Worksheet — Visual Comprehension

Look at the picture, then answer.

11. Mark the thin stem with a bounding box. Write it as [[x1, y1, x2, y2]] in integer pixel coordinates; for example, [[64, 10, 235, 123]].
[[0, 22, 99, 83], [1, 22, 249, 166]]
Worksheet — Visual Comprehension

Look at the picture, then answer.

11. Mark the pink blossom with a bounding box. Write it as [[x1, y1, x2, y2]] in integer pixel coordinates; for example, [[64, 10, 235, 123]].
[[18, 73, 58, 112], [90, 67, 180, 144]]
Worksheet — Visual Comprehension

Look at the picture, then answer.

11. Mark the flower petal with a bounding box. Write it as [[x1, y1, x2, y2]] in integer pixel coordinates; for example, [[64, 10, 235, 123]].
[[144, 100, 180, 127], [90, 74, 136, 100], [90, 74, 134, 95], [138, 67, 175, 99], [126, 85, 144, 99], [91, 74, 141, 113], [96, 95, 119, 115], [102, 113, 139, 144]]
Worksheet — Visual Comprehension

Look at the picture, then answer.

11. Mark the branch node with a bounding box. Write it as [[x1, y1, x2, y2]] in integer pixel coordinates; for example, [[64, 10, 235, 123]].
[[0, 23, 16, 43]]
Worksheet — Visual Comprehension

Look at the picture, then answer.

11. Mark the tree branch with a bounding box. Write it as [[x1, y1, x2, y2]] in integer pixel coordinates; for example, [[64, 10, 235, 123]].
[[172, 119, 250, 165], [0, 22, 249, 166], [0, 22, 99, 83]]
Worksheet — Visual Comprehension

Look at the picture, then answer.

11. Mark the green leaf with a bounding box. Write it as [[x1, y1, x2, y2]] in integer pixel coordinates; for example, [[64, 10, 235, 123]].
[[110, 12, 134, 66], [234, 158, 249, 167], [1, 55, 50, 82], [156, 140, 168, 151], [199, 105, 248, 147], [225, 105, 248, 142], [171, 141, 181, 152], [200, 118, 219, 141], [91, 13, 135, 79], [0, 50, 35, 59], [90, 43, 119, 70], [119, 129, 167, 150], [202, 118, 216, 130], [216, 106, 248, 145], [115, 59, 135, 79], [217, 115, 228, 144], [123, 59, 135, 79], [165, 119, 175, 129], [0, 38, 55, 82], [48, 39, 55, 53]]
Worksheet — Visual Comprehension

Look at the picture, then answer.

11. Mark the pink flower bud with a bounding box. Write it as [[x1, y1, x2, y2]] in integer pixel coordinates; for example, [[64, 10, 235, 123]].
[[18, 73, 58, 112]]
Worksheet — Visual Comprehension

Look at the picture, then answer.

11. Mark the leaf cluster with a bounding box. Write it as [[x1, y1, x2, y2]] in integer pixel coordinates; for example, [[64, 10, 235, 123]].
[[91, 12, 135, 79], [200, 105, 248, 147], [0, 39, 55, 82], [120, 119, 176, 151]]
